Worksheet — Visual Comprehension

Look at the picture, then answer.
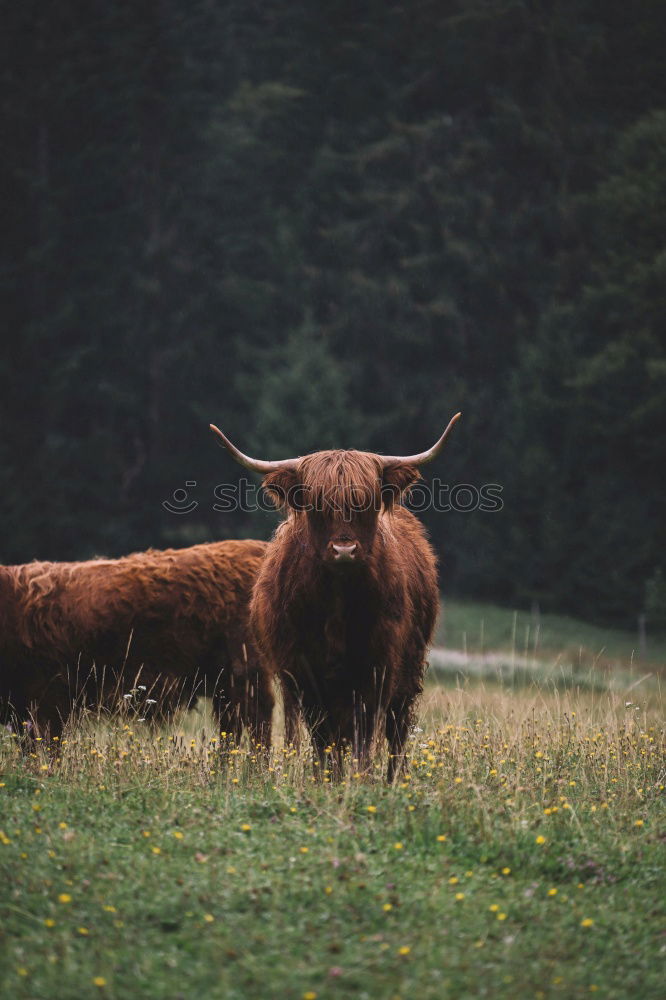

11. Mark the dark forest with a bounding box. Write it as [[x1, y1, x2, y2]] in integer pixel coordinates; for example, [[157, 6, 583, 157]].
[[2, 0, 665, 628]]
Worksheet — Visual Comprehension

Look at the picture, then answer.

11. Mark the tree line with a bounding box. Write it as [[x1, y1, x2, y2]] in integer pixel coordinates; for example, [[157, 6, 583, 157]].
[[2, 0, 665, 627]]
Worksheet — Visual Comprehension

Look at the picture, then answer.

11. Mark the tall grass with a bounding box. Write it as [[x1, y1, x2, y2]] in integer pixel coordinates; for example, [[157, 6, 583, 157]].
[[1, 674, 663, 999]]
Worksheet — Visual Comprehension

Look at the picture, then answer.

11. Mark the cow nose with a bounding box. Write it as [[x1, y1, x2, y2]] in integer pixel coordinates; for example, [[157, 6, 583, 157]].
[[332, 542, 357, 560]]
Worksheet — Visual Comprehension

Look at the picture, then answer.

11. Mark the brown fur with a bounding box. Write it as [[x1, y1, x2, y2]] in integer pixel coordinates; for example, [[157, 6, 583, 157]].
[[250, 449, 439, 779], [0, 539, 272, 743]]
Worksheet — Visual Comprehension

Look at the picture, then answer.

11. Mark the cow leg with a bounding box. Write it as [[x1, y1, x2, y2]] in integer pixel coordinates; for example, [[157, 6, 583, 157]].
[[350, 694, 380, 775], [2, 689, 32, 750], [242, 668, 274, 752], [385, 696, 415, 782], [310, 724, 333, 778], [213, 684, 244, 747], [302, 699, 341, 780], [280, 675, 303, 749]]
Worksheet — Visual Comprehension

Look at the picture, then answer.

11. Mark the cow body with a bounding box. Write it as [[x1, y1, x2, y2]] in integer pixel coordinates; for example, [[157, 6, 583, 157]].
[[251, 502, 438, 778], [210, 416, 459, 778], [0, 539, 272, 743]]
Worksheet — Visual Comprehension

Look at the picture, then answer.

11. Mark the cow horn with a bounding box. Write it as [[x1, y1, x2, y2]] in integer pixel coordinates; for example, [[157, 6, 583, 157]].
[[381, 412, 462, 467], [210, 424, 300, 473]]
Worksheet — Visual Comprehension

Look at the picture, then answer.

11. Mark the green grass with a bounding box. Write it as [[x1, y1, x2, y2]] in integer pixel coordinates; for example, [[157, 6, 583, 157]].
[[1, 683, 664, 1000], [436, 598, 666, 668]]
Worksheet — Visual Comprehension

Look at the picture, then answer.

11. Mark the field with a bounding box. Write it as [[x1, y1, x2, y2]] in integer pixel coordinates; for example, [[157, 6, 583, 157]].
[[1, 604, 664, 1000]]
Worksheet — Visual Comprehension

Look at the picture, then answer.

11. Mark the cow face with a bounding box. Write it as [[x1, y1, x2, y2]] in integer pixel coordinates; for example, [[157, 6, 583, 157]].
[[262, 451, 420, 568]]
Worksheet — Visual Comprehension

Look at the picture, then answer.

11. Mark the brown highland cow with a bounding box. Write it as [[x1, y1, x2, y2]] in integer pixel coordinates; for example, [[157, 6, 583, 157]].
[[0, 539, 272, 743], [210, 414, 460, 779]]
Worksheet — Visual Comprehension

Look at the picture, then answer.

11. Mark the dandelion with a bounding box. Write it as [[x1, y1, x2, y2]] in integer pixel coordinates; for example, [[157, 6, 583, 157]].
[[455, 892, 465, 901], [497, 912, 507, 921], [324, 886, 333, 895], [303, 993, 317, 1000], [394, 842, 404, 850], [448, 876, 459, 885], [548, 888, 558, 897], [383, 903, 393, 912], [78, 926, 89, 935], [240, 824, 252, 832], [634, 819, 644, 827], [203, 913, 215, 923], [436, 834, 447, 842], [103, 905, 116, 913], [151, 846, 161, 855], [501, 867, 511, 875], [44, 918, 56, 927], [397, 946, 411, 956], [489, 904, 499, 912], [366, 805, 377, 813], [92, 977, 107, 987], [580, 918, 594, 928], [300, 847, 309, 854], [58, 893, 72, 904], [535, 835, 546, 845], [172, 831, 184, 840]]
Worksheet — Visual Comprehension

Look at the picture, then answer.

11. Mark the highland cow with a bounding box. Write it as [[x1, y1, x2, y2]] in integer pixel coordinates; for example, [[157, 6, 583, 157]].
[[0, 539, 272, 743], [210, 414, 460, 779]]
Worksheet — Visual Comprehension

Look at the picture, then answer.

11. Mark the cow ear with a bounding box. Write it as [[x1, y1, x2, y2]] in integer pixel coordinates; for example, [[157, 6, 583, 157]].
[[261, 468, 301, 509], [381, 464, 421, 508]]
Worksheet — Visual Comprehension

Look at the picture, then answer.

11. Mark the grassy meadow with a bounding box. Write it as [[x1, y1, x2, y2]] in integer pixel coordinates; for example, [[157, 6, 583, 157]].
[[1, 604, 664, 1000]]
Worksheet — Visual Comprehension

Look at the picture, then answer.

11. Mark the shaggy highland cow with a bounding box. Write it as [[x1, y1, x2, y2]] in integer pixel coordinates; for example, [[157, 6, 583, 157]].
[[210, 414, 460, 779], [0, 539, 272, 743]]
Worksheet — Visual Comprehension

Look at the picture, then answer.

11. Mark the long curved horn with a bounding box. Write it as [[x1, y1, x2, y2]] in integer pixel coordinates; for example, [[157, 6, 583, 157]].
[[380, 412, 461, 467], [209, 424, 300, 473]]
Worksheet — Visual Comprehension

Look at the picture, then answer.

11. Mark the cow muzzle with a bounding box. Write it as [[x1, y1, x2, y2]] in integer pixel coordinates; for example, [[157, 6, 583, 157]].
[[332, 542, 357, 562]]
